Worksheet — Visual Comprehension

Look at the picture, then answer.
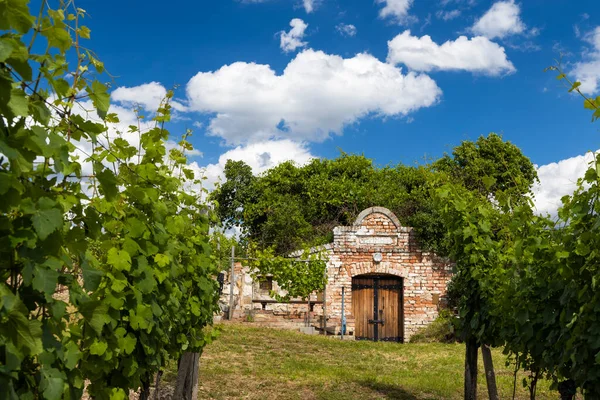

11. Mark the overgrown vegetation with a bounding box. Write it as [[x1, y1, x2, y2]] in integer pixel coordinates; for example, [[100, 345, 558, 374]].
[[0, 2, 219, 398], [409, 309, 456, 344]]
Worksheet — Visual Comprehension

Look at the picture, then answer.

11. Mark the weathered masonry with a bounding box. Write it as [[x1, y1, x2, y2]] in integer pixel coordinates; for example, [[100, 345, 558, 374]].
[[220, 207, 453, 342]]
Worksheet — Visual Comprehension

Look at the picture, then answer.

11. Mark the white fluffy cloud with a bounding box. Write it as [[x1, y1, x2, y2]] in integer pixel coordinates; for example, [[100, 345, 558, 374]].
[[200, 140, 315, 190], [472, 0, 526, 39], [376, 0, 413, 24], [336, 23, 357, 37], [532, 151, 596, 217], [387, 30, 515, 76], [185, 49, 441, 145], [111, 82, 187, 112], [572, 26, 600, 94], [280, 18, 308, 53], [303, 0, 315, 13]]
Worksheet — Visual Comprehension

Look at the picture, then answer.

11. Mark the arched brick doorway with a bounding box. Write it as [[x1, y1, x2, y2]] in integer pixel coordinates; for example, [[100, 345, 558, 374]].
[[352, 274, 403, 342]]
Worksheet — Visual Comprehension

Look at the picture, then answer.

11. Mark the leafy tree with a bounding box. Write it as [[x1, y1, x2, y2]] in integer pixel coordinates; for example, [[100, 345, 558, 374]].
[[434, 132, 538, 203], [213, 154, 382, 254], [211, 160, 256, 231]]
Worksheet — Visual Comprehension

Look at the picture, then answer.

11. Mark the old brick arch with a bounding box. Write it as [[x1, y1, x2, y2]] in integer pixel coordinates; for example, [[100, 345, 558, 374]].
[[353, 206, 402, 228]]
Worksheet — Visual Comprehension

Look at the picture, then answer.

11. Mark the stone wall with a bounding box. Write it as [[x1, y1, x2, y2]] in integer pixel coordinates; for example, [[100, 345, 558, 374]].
[[220, 207, 453, 341]]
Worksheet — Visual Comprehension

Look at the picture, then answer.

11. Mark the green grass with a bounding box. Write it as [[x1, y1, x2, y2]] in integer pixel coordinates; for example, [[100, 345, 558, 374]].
[[175, 323, 556, 399]]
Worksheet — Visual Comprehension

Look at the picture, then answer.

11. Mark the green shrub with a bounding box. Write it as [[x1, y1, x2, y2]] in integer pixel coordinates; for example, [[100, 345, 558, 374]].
[[409, 309, 456, 343]]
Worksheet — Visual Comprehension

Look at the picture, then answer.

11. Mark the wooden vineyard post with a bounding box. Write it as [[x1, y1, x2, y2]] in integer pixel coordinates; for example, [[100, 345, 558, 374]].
[[228, 245, 235, 320], [174, 352, 201, 400], [481, 344, 499, 400]]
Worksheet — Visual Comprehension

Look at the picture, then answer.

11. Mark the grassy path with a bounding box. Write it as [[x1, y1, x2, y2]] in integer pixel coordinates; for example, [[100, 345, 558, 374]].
[[171, 323, 555, 399]]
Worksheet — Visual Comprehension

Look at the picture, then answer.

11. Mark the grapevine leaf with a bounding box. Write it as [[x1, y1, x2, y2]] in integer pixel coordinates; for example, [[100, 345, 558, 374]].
[[568, 81, 582, 93], [8, 88, 28, 117], [80, 301, 111, 335], [89, 340, 108, 356], [40, 367, 64, 400], [109, 388, 128, 400], [32, 265, 59, 295], [154, 253, 169, 267], [5, 41, 32, 81], [32, 207, 63, 240], [42, 25, 72, 52], [0, 288, 43, 355], [107, 248, 131, 271], [0, 0, 35, 33], [78, 26, 91, 39], [63, 341, 81, 370], [118, 334, 136, 355], [81, 253, 104, 292], [94, 164, 119, 200], [137, 272, 156, 294], [89, 80, 110, 119], [126, 218, 146, 238], [0, 38, 14, 62], [111, 278, 127, 292]]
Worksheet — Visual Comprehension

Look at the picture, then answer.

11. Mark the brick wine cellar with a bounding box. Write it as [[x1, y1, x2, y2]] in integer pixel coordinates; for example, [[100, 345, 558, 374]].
[[220, 207, 453, 342]]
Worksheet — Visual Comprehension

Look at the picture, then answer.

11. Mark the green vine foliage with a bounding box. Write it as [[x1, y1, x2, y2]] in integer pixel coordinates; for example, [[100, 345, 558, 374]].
[[435, 68, 600, 396], [0, 1, 219, 399], [248, 245, 326, 302]]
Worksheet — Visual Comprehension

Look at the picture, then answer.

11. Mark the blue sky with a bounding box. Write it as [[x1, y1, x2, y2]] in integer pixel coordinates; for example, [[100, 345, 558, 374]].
[[77, 0, 599, 214]]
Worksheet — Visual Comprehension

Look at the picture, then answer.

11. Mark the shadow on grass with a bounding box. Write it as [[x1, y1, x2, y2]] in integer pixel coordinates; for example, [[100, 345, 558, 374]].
[[358, 380, 420, 400]]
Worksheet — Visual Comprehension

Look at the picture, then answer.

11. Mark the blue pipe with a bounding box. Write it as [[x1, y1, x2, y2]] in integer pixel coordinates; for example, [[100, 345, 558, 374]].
[[341, 286, 346, 339]]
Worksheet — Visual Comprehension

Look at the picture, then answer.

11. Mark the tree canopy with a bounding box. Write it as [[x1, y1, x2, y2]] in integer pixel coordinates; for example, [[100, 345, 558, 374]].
[[211, 133, 538, 256]]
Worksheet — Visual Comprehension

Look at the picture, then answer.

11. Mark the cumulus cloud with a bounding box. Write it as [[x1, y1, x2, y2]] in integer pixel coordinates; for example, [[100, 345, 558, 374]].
[[200, 140, 315, 190], [532, 151, 596, 217], [572, 26, 600, 94], [111, 82, 187, 112], [376, 0, 414, 24], [185, 49, 441, 145], [471, 0, 526, 39], [387, 30, 516, 76], [303, 0, 315, 13], [280, 18, 309, 53], [336, 23, 357, 37]]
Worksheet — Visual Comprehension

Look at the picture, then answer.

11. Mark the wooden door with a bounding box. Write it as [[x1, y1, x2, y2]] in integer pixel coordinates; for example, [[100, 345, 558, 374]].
[[352, 275, 403, 342], [378, 277, 403, 342], [352, 277, 375, 340]]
